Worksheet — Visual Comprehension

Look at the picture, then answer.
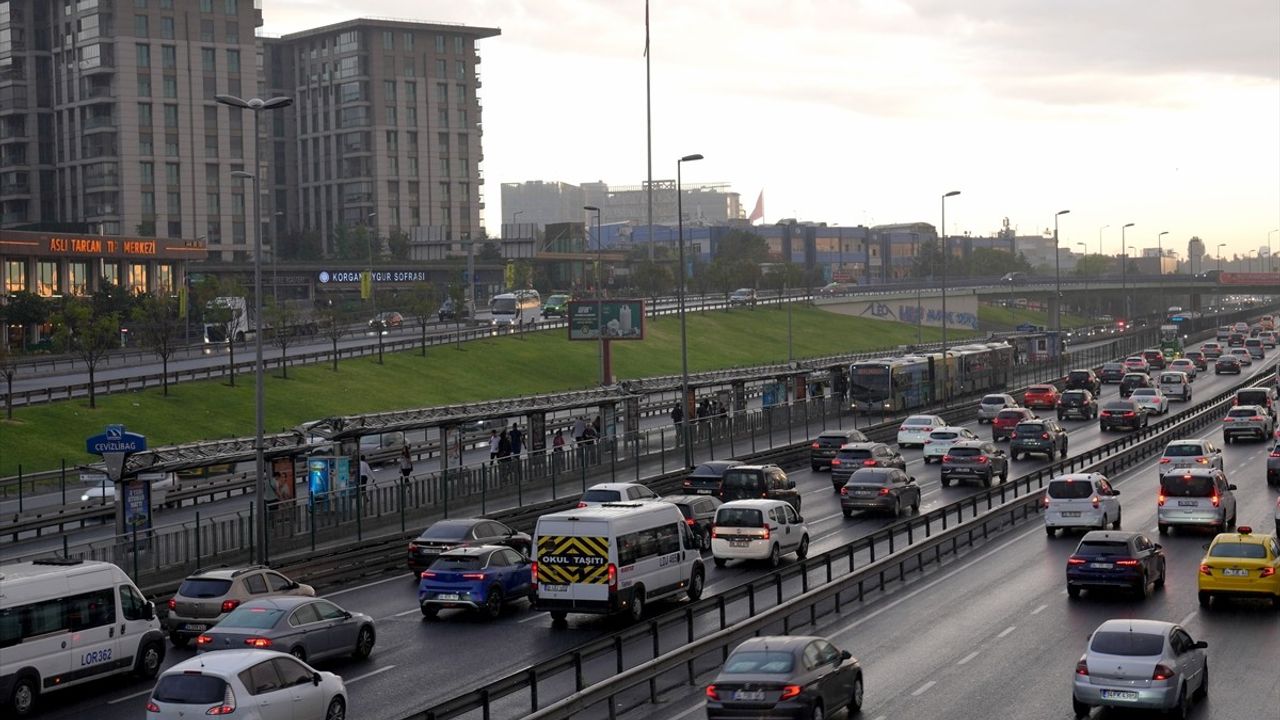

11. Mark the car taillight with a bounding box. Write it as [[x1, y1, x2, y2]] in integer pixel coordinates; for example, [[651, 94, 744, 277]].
[[420, 571, 436, 579], [840, 487, 848, 495], [1253, 416, 1264, 421], [706, 685, 720, 701], [196, 634, 213, 645], [1196, 457, 1208, 464], [462, 573, 486, 580], [760, 526, 770, 541], [1090, 495, 1100, 509], [1199, 564, 1212, 576], [1261, 567, 1276, 578], [408, 542, 419, 552], [576, 502, 588, 508], [607, 563, 618, 591], [1271, 450, 1280, 458], [1067, 556, 1086, 565], [942, 454, 953, 463], [863, 459, 878, 466], [831, 459, 841, 466], [243, 637, 272, 648], [879, 487, 891, 496], [1009, 432, 1017, 439], [899, 425, 907, 432], [811, 442, 821, 449], [1075, 657, 1089, 676], [167, 598, 176, 611], [530, 562, 538, 589], [1041, 432, 1050, 440], [1122, 411, 1136, 418], [221, 599, 240, 613], [1158, 493, 1166, 506], [683, 479, 692, 486], [146, 700, 160, 713], [1152, 664, 1176, 681], [1210, 493, 1220, 507], [206, 685, 237, 716], [779, 685, 803, 701], [976, 455, 988, 463], [1158, 458, 1170, 464], [685, 517, 696, 526], [1042, 496, 1050, 508], [710, 525, 719, 538], [1115, 559, 1139, 567], [924, 439, 932, 444]]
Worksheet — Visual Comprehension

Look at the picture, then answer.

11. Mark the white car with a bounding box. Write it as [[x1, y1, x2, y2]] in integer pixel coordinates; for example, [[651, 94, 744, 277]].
[[1130, 387, 1169, 415], [1259, 331, 1277, 348], [576, 482, 659, 508], [896, 414, 946, 448], [711, 499, 809, 568], [1228, 347, 1253, 366], [1071, 619, 1208, 718], [976, 394, 1018, 424], [1156, 439, 1223, 475], [1043, 473, 1122, 536], [148, 649, 348, 720], [1157, 372, 1192, 402], [1167, 358, 1197, 380], [922, 426, 979, 463]]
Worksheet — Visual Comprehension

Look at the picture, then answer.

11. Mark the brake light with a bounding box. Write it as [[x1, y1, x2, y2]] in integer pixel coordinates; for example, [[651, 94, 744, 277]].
[[1041, 432, 1050, 440], [779, 685, 803, 701], [1091, 495, 1100, 509], [706, 685, 720, 701], [408, 542, 419, 552], [1159, 458, 1170, 464], [863, 459, 878, 466], [1042, 496, 1050, 508], [924, 439, 932, 444], [831, 459, 841, 466], [167, 598, 176, 611], [1152, 664, 1176, 681], [1115, 559, 1139, 567], [196, 634, 214, 645], [1197, 457, 1208, 464], [1067, 556, 1086, 565], [899, 425, 907, 432], [879, 487, 891, 496], [530, 562, 538, 590], [1199, 564, 1212, 576], [1271, 450, 1280, 458], [243, 637, 272, 648], [976, 455, 989, 464], [220, 599, 240, 613], [1253, 416, 1264, 421], [146, 700, 160, 713], [1261, 567, 1276, 578], [710, 526, 719, 538], [576, 502, 588, 508], [942, 454, 953, 463], [205, 685, 237, 716], [1158, 493, 1166, 507], [462, 573, 486, 580], [607, 563, 618, 592], [1122, 412, 1136, 418], [811, 442, 820, 449], [1076, 657, 1089, 676], [1010, 432, 1017, 439], [1210, 493, 1220, 507], [840, 487, 848, 495]]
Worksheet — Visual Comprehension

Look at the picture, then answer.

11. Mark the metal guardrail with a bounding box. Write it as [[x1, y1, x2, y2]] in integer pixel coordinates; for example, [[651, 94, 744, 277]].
[[416, 356, 1271, 720]]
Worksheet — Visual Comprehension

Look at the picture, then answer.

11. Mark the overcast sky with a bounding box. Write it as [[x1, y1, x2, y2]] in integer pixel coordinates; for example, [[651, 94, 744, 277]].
[[264, 0, 1280, 259]]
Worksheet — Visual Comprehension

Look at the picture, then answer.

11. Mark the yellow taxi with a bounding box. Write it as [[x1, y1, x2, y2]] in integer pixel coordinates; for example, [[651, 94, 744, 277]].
[[1197, 526, 1280, 608]]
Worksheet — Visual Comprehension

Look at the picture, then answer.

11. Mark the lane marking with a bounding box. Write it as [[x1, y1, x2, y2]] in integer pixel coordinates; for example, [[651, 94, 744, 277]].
[[517, 611, 547, 624], [346, 665, 396, 684], [911, 680, 937, 696], [1179, 610, 1197, 627], [997, 625, 1017, 639], [1031, 603, 1048, 615], [957, 650, 981, 665], [668, 702, 706, 720], [393, 608, 420, 617], [325, 573, 412, 598], [108, 688, 155, 705]]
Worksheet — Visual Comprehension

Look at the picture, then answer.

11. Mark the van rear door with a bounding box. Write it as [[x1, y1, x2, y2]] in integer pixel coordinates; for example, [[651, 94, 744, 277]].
[[535, 518, 612, 606]]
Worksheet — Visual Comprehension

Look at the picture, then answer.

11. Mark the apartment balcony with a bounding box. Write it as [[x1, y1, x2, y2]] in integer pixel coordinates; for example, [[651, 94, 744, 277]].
[[0, 180, 31, 196], [83, 115, 116, 132]]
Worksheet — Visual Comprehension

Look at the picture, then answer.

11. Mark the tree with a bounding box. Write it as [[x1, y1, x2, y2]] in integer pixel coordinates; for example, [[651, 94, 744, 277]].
[[319, 306, 347, 372], [962, 248, 1032, 278], [1, 292, 51, 349], [911, 236, 943, 279], [1074, 254, 1114, 277], [477, 242, 502, 262], [407, 282, 438, 357], [511, 260, 533, 291], [764, 263, 806, 294], [263, 299, 302, 378], [0, 343, 19, 420], [51, 298, 119, 409], [203, 292, 246, 387], [387, 229, 412, 261], [631, 259, 673, 299], [279, 228, 323, 260], [131, 294, 181, 396], [712, 229, 769, 264]]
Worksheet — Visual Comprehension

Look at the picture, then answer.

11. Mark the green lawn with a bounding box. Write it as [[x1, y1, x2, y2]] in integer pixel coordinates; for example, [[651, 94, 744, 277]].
[[978, 305, 1091, 330], [2, 305, 976, 475]]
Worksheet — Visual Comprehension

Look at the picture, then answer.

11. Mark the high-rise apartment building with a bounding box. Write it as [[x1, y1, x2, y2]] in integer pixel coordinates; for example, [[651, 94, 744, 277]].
[[501, 179, 741, 229]]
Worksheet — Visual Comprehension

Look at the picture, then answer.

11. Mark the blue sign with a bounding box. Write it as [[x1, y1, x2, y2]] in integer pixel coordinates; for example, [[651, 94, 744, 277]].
[[1015, 323, 1039, 333], [85, 424, 147, 455]]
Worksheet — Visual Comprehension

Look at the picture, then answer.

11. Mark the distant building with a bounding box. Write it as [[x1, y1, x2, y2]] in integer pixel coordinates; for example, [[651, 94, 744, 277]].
[[500, 179, 742, 229]]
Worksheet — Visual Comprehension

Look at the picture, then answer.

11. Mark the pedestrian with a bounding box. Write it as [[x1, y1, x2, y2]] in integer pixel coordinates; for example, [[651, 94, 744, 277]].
[[670, 402, 683, 425], [358, 455, 373, 497], [509, 423, 524, 457], [592, 415, 602, 438], [497, 430, 512, 463], [573, 416, 587, 444], [398, 445, 413, 481], [488, 429, 500, 465], [553, 429, 565, 453]]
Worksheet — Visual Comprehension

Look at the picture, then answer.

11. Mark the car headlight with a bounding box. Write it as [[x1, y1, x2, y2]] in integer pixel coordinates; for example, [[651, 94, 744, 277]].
[[81, 494, 91, 502]]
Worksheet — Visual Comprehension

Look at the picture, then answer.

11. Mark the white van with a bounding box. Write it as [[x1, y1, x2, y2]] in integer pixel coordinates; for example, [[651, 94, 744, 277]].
[[0, 559, 166, 717], [532, 502, 704, 626], [1043, 474, 1122, 536], [710, 499, 810, 568]]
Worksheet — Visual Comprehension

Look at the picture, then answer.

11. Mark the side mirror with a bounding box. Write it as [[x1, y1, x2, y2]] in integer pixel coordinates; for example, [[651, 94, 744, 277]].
[[908, 476, 916, 484], [1153, 543, 1162, 551], [143, 602, 156, 621], [840, 649, 853, 661], [1214, 448, 1222, 453], [1193, 640, 1208, 649], [286, 581, 300, 590], [788, 479, 797, 489], [795, 515, 805, 524], [1111, 490, 1121, 496], [312, 672, 322, 686], [1228, 484, 1237, 491]]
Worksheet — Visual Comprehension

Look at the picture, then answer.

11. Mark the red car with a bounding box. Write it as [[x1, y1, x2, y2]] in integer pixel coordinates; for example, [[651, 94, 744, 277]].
[[992, 407, 1036, 442], [1023, 385, 1060, 410]]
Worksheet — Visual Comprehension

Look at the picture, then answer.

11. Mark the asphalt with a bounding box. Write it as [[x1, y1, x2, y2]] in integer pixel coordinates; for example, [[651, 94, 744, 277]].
[[26, 343, 1277, 720]]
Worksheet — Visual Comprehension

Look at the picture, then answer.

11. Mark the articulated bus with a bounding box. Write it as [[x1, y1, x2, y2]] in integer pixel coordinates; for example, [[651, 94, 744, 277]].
[[849, 342, 1014, 413]]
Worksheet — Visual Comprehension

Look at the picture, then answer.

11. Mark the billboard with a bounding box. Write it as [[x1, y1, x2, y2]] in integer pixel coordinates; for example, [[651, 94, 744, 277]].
[[568, 300, 646, 341]]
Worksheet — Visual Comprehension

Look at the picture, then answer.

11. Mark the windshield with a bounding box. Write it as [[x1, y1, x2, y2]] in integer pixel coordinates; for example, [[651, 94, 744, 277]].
[[152, 675, 228, 704], [716, 508, 764, 527], [1077, 541, 1129, 556], [1160, 475, 1215, 497], [429, 555, 485, 571], [1091, 631, 1165, 657], [178, 578, 232, 598], [849, 366, 890, 402], [981, 395, 1007, 405], [547, 295, 569, 305], [1163, 444, 1205, 457], [492, 298, 517, 314], [219, 607, 284, 629], [1048, 481, 1094, 499], [723, 651, 795, 674], [1209, 542, 1266, 559], [204, 325, 228, 343], [581, 489, 622, 502]]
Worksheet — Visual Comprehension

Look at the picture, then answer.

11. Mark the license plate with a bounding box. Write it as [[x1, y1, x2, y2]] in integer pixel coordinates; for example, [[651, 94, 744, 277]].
[[436, 593, 462, 601], [695, 489, 713, 495], [856, 489, 877, 495], [183, 624, 208, 632], [1223, 568, 1249, 577], [1062, 511, 1082, 517], [1178, 500, 1199, 507], [540, 584, 568, 593], [1090, 563, 1113, 569], [1100, 690, 1139, 701], [952, 467, 972, 473], [733, 690, 766, 701], [730, 540, 749, 548]]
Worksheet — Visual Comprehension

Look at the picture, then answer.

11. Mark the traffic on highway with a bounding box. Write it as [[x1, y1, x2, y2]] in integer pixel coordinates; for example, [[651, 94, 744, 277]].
[[5, 318, 1277, 720]]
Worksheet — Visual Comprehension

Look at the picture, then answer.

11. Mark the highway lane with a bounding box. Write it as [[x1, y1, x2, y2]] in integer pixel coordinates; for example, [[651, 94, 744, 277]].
[[624, 402, 1280, 720], [36, 348, 1274, 720]]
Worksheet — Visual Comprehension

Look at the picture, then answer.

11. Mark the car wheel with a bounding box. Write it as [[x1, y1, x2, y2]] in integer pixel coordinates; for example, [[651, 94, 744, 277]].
[[768, 544, 782, 569], [9, 674, 38, 718], [1046, 526, 1056, 537], [1158, 523, 1169, 535], [911, 495, 921, 513], [1198, 591, 1211, 608], [810, 700, 825, 720], [549, 610, 568, 626], [842, 508, 853, 518], [687, 566, 705, 600], [1060, 443, 1068, 459], [1072, 695, 1090, 719], [1112, 508, 1122, 530], [940, 475, 951, 488], [982, 472, 992, 488], [420, 605, 438, 620], [1001, 466, 1009, 481], [169, 632, 189, 649], [1171, 686, 1191, 720], [135, 640, 164, 678], [290, 646, 307, 661], [796, 535, 810, 560], [714, 556, 727, 568], [890, 499, 901, 518], [626, 587, 645, 623], [484, 586, 504, 620], [325, 697, 346, 720], [1067, 586, 1081, 599], [1195, 663, 1208, 700], [700, 530, 712, 551], [1135, 573, 1149, 599], [352, 626, 375, 659], [849, 674, 864, 715]]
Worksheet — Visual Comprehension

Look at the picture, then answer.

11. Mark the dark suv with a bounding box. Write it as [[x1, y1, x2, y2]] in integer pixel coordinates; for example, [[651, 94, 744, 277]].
[[1010, 419, 1069, 460], [1065, 369, 1102, 395], [809, 428, 869, 471], [1099, 362, 1127, 384], [940, 440, 1009, 487], [1058, 390, 1098, 420], [992, 407, 1036, 442], [719, 464, 801, 511], [829, 442, 905, 490], [1119, 372, 1153, 399], [839, 467, 921, 518], [682, 460, 743, 495]]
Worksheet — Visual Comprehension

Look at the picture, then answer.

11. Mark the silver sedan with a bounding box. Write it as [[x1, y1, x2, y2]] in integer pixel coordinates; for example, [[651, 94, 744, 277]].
[[977, 394, 1018, 424], [1072, 618, 1207, 718], [196, 596, 376, 665]]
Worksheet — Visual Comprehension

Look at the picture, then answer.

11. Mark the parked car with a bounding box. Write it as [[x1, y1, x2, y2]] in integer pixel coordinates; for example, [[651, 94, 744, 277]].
[[809, 429, 868, 471], [829, 442, 905, 490], [1214, 355, 1242, 374], [1183, 350, 1208, 370], [705, 636, 863, 720], [719, 464, 801, 511], [1057, 390, 1098, 420], [940, 440, 1008, 487], [838, 467, 920, 518], [1196, 526, 1280, 608], [165, 566, 315, 648], [418, 545, 533, 619], [1043, 473, 1122, 536], [896, 414, 946, 448], [1009, 419, 1068, 460], [1070, 620, 1208, 719], [1222, 404, 1275, 443], [406, 518, 531, 573], [1099, 399, 1149, 431], [922, 426, 979, 463], [148, 650, 348, 720], [711, 500, 809, 568], [976, 393, 1018, 424], [1157, 468, 1237, 534], [1130, 387, 1170, 416], [682, 460, 743, 495], [1065, 369, 1102, 395], [578, 482, 660, 507], [728, 288, 758, 306], [195, 597, 375, 662], [1099, 362, 1127, 384], [1119, 372, 1153, 399], [1065, 531, 1166, 599], [1157, 439, 1223, 475], [1023, 384, 1061, 410], [660, 494, 722, 550], [992, 407, 1036, 442]]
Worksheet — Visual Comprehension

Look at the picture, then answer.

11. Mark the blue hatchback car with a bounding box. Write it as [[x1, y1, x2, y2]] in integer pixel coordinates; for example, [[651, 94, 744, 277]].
[[418, 545, 533, 620], [1066, 531, 1167, 599]]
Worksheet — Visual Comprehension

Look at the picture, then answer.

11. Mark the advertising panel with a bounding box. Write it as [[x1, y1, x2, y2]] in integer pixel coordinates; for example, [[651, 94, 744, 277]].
[[568, 300, 646, 340], [272, 457, 297, 501]]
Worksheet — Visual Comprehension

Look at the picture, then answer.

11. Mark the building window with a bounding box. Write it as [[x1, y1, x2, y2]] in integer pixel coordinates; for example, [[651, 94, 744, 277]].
[[138, 103, 152, 128], [435, 35, 445, 53], [200, 18, 214, 42], [163, 104, 178, 128], [435, 82, 447, 102], [4, 260, 26, 293], [207, 191, 220, 212], [382, 30, 393, 50], [383, 79, 396, 100], [456, 109, 467, 126], [455, 61, 465, 80], [36, 261, 59, 297], [403, 81, 416, 102], [403, 32, 414, 51], [161, 45, 176, 70], [101, 261, 120, 287], [437, 108, 448, 127], [165, 135, 179, 157], [226, 49, 240, 73], [435, 59, 446, 76], [225, 21, 238, 44], [385, 106, 396, 126], [160, 16, 175, 39], [166, 162, 180, 184], [68, 262, 90, 296], [140, 134, 154, 155], [167, 192, 180, 214], [163, 75, 177, 98], [134, 14, 148, 37], [155, 264, 174, 294], [224, 0, 238, 14], [201, 47, 215, 72], [231, 192, 244, 214], [127, 264, 148, 294], [454, 36, 464, 54], [200, 0, 213, 11], [136, 43, 151, 67], [141, 191, 156, 214], [137, 74, 152, 96], [167, 221, 182, 239], [140, 161, 154, 185], [407, 156, 418, 177]]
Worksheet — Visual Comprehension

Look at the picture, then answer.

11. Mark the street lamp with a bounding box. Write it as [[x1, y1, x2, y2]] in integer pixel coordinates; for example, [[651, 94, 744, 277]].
[[940, 190, 960, 399], [217, 93, 292, 566], [1076, 241, 1089, 312], [584, 205, 605, 385], [676, 153, 703, 469], [1053, 209, 1070, 375], [1217, 243, 1226, 274], [1269, 229, 1279, 272], [1120, 223, 1134, 321], [1098, 224, 1109, 258], [365, 211, 377, 314], [1156, 230, 1169, 315]]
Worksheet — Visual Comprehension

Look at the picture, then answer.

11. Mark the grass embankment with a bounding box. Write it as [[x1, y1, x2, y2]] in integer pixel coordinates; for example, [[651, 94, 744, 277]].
[[978, 305, 1091, 331], [2, 305, 977, 475]]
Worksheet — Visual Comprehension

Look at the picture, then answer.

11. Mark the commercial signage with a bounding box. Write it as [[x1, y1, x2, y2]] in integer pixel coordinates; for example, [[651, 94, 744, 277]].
[[86, 424, 147, 455], [1218, 272, 1280, 286], [272, 457, 297, 502], [317, 269, 428, 284], [568, 300, 646, 341], [307, 456, 350, 509], [0, 231, 207, 260], [122, 479, 152, 534]]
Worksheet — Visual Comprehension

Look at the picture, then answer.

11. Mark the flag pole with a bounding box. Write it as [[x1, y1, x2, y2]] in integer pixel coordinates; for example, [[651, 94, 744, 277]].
[[645, 0, 654, 263]]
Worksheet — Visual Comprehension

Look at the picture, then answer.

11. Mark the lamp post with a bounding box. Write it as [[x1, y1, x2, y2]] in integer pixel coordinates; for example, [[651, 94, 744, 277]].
[[1053, 209, 1070, 374], [1098, 224, 1109, 258], [1076, 241, 1089, 313], [272, 211, 284, 303], [940, 190, 960, 399], [217, 93, 292, 565], [1120, 223, 1134, 321], [1217, 243, 1226, 274], [584, 205, 605, 385], [676, 153, 703, 469], [1269, 229, 1279, 272], [365, 212, 378, 314]]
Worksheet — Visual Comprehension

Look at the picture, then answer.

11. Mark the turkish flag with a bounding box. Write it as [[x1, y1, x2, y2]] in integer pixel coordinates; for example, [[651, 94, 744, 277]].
[[748, 190, 764, 224]]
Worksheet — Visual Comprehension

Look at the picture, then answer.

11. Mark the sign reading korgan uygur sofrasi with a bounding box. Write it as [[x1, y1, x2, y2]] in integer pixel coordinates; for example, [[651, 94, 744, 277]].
[[568, 300, 646, 341]]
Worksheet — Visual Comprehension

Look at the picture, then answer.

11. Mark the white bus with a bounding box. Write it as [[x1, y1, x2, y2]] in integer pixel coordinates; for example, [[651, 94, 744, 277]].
[[491, 290, 541, 328]]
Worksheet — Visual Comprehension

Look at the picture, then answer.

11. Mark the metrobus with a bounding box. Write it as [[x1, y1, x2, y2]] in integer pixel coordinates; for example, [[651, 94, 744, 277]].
[[848, 342, 1014, 413], [491, 290, 541, 327]]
